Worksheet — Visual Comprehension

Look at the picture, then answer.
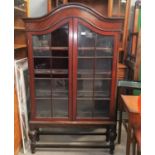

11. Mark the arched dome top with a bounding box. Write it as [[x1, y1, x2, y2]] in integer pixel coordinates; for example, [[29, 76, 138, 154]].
[[24, 3, 124, 32]]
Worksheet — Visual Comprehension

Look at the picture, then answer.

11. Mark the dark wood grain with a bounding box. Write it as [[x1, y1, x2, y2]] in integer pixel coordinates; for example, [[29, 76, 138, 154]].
[[24, 3, 123, 153]]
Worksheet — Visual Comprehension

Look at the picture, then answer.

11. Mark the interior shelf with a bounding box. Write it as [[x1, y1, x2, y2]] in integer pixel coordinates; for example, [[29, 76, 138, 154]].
[[33, 47, 68, 51], [77, 97, 110, 100], [77, 78, 112, 80], [34, 56, 68, 58], [35, 90, 68, 98], [14, 1, 28, 59], [36, 97, 68, 100], [14, 6, 26, 13], [77, 91, 110, 98], [14, 26, 25, 31], [33, 47, 111, 51], [78, 47, 112, 50], [35, 69, 68, 75], [34, 69, 111, 76], [14, 44, 27, 50], [78, 70, 111, 75], [78, 56, 113, 59]]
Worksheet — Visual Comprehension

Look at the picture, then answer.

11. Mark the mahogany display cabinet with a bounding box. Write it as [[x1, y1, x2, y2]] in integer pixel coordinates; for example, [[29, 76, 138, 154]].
[[24, 3, 123, 154]]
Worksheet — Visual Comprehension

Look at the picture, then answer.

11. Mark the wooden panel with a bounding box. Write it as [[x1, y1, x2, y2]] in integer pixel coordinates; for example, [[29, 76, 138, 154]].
[[26, 0, 30, 17], [134, 29, 141, 81], [48, 0, 52, 12], [64, 0, 68, 4], [14, 88, 22, 155], [14, 17, 25, 27], [122, 0, 131, 57], [131, 6, 139, 55], [108, 0, 113, 17], [14, 0, 28, 59], [14, 31, 26, 45], [15, 48, 27, 59], [117, 63, 127, 80]]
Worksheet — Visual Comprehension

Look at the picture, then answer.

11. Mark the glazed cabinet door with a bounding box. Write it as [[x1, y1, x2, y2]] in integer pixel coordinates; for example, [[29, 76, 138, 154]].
[[31, 21, 72, 120], [74, 20, 115, 120]]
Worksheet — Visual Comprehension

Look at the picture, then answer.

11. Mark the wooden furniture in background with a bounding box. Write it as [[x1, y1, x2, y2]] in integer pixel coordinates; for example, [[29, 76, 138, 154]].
[[117, 63, 127, 80], [14, 0, 29, 59], [14, 1, 29, 154], [47, 0, 128, 18], [133, 127, 141, 155], [24, 3, 123, 153], [126, 29, 141, 81], [120, 95, 141, 155], [14, 87, 22, 155], [125, 1, 141, 81], [117, 80, 141, 144], [48, 0, 109, 16]]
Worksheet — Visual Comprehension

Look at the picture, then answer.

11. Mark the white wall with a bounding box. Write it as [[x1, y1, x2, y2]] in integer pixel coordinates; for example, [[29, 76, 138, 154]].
[[30, 0, 48, 17]]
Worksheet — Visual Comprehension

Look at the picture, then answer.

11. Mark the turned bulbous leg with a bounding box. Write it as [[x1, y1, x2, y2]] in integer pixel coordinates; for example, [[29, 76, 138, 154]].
[[29, 130, 37, 153], [109, 126, 117, 154]]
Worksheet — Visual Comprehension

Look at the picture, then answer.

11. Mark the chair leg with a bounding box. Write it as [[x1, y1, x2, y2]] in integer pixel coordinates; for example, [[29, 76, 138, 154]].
[[118, 108, 123, 144], [137, 149, 141, 155], [137, 145, 141, 155], [132, 136, 136, 155], [126, 124, 131, 155]]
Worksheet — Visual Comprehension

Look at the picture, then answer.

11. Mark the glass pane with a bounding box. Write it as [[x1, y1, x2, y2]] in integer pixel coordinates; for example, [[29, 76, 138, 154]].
[[96, 50, 113, 57], [96, 59, 112, 73], [52, 79, 68, 97], [78, 72, 93, 78], [33, 34, 51, 47], [77, 79, 93, 98], [79, 50, 94, 57], [52, 99, 68, 118], [52, 50, 68, 57], [94, 100, 109, 117], [32, 24, 69, 119], [77, 23, 114, 119], [52, 24, 68, 47], [94, 80, 111, 98], [78, 59, 93, 74], [77, 99, 93, 118], [78, 24, 95, 47], [34, 58, 50, 69], [52, 58, 68, 69], [34, 50, 51, 57], [35, 79, 51, 97], [96, 35, 114, 48], [36, 99, 51, 118], [95, 73, 112, 79], [96, 35, 114, 56]]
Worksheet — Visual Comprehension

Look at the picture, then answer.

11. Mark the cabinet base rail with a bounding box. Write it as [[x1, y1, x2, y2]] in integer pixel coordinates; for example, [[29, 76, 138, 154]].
[[38, 130, 107, 135], [29, 125, 117, 154]]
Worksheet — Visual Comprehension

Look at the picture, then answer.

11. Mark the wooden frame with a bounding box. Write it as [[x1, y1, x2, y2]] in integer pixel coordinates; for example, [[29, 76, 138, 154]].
[[24, 3, 123, 153], [15, 58, 30, 153]]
